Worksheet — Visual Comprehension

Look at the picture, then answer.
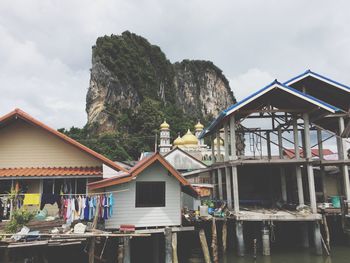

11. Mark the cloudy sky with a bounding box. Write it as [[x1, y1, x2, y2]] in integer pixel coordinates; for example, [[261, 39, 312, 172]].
[[1, 0, 350, 129]]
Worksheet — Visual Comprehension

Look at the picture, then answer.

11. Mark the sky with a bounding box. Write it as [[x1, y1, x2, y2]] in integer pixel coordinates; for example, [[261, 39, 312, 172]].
[[1, 0, 350, 129]]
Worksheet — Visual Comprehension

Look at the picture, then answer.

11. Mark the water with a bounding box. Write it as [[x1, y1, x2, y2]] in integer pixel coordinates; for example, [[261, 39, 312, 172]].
[[188, 246, 350, 263]]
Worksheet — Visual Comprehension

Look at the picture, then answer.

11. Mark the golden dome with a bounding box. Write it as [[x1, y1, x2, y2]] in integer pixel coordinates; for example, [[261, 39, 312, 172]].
[[173, 135, 184, 146], [214, 137, 224, 146], [182, 129, 199, 145], [160, 120, 170, 130], [194, 121, 204, 130]]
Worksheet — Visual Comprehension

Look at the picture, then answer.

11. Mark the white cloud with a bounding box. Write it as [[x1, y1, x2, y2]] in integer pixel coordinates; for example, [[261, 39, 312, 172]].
[[0, 0, 350, 129]]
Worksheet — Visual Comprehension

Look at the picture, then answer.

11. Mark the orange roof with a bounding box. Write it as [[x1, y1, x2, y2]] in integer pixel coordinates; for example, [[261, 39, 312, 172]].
[[0, 109, 128, 173], [0, 166, 102, 178], [283, 149, 334, 159], [88, 152, 198, 197]]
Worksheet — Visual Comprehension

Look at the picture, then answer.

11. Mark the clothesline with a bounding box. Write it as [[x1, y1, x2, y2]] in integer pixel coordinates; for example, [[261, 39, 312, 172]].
[[0, 189, 129, 197]]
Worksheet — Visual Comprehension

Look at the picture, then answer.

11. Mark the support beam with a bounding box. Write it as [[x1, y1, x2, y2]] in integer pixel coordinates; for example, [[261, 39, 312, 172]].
[[300, 223, 309, 248], [303, 113, 317, 213], [266, 131, 271, 160], [261, 225, 270, 256], [172, 233, 178, 263], [211, 170, 217, 199], [230, 115, 237, 160], [225, 167, 232, 209], [216, 131, 221, 162], [278, 126, 287, 202], [338, 117, 350, 200], [293, 117, 304, 206], [218, 169, 223, 200], [123, 237, 131, 263], [235, 221, 245, 256], [232, 166, 239, 213], [317, 128, 327, 201], [313, 222, 322, 256], [224, 121, 229, 161], [153, 234, 160, 263], [211, 136, 215, 164], [165, 227, 173, 263]]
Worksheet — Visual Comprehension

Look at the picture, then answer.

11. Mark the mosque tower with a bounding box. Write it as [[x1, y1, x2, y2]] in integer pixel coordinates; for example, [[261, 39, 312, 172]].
[[194, 120, 204, 146], [159, 120, 171, 154]]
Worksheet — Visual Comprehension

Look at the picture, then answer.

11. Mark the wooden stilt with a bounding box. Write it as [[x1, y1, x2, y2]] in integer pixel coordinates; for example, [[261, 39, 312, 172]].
[[236, 221, 245, 256], [211, 218, 219, 263], [117, 243, 124, 263], [300, 223, 309, 248], [153, 234, 160, 263], [262, 225, 270, 256], [165, 227, 173, 263], [322, 215, 331, 252], [313, 222, 322, 256], [172, 232, 178, 263], [225, 167, 232, 209], [123, 237, 131, 263], [199, 229, 211, 263], [222, 220, 227, 254], [88, 237, 96, 263]]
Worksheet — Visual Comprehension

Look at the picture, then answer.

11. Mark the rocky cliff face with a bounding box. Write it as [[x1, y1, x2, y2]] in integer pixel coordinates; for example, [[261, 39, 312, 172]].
[[86, 31, 235, 135]]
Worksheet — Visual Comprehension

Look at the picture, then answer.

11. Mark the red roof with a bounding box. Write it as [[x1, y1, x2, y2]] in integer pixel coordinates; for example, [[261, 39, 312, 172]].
[[0, 166, 102, 177], [0, 109, 128, 173], [88, 153, 198, 197], [283, 149, 334, 159]]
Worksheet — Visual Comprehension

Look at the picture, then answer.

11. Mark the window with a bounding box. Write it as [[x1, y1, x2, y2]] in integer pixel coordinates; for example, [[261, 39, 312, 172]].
[[135, 182, 165, 207]]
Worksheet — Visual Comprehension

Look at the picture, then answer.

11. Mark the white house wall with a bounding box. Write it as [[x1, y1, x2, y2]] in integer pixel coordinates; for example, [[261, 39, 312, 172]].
[[165, 150, 207, 170], [104, 162, 181, 229]]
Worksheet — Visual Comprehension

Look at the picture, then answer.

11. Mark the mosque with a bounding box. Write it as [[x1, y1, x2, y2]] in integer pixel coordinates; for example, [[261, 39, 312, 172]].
[[158, 120, 225, 162]]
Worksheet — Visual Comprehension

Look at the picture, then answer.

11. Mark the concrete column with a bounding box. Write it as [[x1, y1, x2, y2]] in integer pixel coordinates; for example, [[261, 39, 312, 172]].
[[313, 222, 322, 256], [211, 136, 215, 164], [293, 117, 304, 205], [224, 121, 229, 161], [317, 128, 327, 201], [262, 225, 271, 256], [232, 166, 239, 213], [236, 221, 245, 256], [230, 115, 237, 160], [211, 170, 217, 199], [225, 167, 232, 209], [303, 113, 317, 213], [218, 168, 223, 200], [338, 117, 350, 200], [216, 131, 221, 162], [278, 126, 287, 202], [165, 227, 173, 263], [266, 131, 271, 160], [300, 223, 309, 248]]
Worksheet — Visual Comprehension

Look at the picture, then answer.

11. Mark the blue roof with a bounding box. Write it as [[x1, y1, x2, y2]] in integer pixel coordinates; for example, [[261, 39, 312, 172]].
[[200, 79, 342, 137], [284, 69, 350, 92]]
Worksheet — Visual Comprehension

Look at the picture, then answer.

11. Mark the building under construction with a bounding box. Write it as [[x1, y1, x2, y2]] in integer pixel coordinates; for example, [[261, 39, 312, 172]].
[[200, 70, 350, 256]]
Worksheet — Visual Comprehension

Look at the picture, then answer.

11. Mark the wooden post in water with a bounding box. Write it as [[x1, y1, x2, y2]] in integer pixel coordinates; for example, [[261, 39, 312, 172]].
[[199, 229, 211, 263], [236, 221, 245, 256], [153, 234, 160, 263], [165, 227, 173, 263], [222, 220, 227, 254], [261, 224, 270, 256], [88, 237, 96, 263], [123, 237, 131, 263], [313, 222, 323, 256], [211, 218, 219, 263], [172, 232, 178, 263], [300, 223, 309, 248], [117, 243, 124, 263]]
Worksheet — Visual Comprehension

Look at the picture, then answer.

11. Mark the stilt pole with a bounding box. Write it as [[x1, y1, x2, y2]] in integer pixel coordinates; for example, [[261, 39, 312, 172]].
[[262, 224, 271, 256], [211, 218, 219, 263], [123, 237, 131, 263], [236, 221, 245, 256], [199, 229, 211, 263], [165, 227, 173, 263]]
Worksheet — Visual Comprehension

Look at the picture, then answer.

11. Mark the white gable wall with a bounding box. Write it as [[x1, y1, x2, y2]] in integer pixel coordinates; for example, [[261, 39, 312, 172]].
[[165, 149, 207, 171], [104, 161, 181, 229]]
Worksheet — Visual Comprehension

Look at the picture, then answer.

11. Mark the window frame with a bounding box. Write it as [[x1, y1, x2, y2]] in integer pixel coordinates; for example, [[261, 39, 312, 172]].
[[135, 181, 166, 208]]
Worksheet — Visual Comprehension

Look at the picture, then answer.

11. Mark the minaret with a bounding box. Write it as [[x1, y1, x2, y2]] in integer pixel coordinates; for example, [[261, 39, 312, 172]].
[[194, 120, 204, 146], [159, 120, 171, 154]]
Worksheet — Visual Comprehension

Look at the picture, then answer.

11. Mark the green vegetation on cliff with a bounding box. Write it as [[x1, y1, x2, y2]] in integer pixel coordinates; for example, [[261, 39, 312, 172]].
[[61, 32, 234, 161]]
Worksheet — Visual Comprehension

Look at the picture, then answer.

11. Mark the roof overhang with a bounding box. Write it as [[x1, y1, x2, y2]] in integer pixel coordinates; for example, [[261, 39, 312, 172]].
[[202, 80, 341, 137]]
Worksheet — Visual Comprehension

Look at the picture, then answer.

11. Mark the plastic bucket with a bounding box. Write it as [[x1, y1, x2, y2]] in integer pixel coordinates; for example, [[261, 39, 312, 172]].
[[331, 196, 341, 208]]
